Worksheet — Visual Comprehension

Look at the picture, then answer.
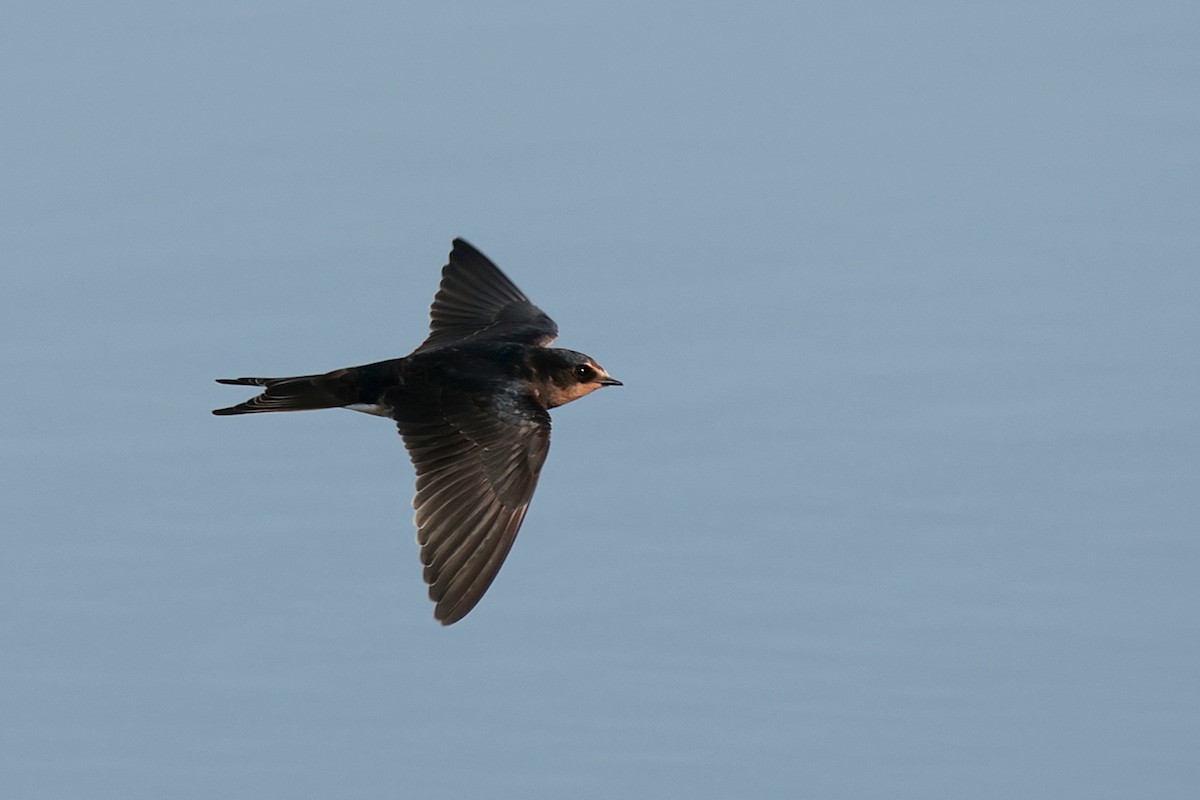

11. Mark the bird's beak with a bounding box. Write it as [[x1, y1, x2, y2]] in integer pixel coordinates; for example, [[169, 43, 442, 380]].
[[598, 376, 623, 387]]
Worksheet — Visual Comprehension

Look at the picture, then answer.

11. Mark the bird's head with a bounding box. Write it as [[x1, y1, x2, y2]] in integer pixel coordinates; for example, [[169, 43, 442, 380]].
[[533, 348, 622, 408]]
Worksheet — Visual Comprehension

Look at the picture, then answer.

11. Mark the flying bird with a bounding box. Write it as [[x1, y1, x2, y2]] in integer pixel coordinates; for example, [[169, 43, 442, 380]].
[[214, 239, 621, 624]]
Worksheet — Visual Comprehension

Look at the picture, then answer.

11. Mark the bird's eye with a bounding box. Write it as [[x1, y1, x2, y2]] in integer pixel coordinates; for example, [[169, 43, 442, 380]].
[[574, 364, 595, 381]]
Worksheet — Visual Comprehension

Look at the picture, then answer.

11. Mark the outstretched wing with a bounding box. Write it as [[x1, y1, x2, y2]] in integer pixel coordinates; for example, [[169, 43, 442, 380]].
[[412, 239, 558, 354], [395, 388, 551, 625]]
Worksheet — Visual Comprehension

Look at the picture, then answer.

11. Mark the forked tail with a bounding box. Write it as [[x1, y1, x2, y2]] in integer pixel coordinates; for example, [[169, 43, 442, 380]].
[[212, 374, 356, 416]]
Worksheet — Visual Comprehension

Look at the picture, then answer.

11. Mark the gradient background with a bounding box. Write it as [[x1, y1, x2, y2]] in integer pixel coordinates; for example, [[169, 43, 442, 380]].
[[3, 3, 1198, 798]]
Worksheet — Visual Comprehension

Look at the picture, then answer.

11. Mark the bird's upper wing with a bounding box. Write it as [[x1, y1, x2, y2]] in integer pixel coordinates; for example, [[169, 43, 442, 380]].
[[395, 388, 551, 625], [412, 239, 558, 354]]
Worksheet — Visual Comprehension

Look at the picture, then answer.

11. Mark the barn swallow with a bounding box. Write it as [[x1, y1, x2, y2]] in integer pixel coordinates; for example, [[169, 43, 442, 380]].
[[214, 239, 620, 625]]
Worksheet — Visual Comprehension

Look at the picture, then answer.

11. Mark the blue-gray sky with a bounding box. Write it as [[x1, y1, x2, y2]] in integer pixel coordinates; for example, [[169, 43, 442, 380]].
[[3, 3, 1198, 798]]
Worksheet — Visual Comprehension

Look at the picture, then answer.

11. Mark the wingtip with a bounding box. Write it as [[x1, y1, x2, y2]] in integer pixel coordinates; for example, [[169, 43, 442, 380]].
[[449, 237, 484, 262], [433, 594, 473, 626]]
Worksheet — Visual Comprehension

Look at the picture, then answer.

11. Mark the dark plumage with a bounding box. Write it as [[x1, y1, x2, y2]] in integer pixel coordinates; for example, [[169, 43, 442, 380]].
[[214, 239, 620, 624]]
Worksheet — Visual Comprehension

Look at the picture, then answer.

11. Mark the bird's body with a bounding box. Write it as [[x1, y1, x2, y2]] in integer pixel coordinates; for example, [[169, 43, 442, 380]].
[[214, 239, 620, 624]]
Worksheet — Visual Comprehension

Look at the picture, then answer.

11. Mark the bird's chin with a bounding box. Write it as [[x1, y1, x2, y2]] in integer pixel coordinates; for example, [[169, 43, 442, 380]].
[[542, 383, 600, 408]]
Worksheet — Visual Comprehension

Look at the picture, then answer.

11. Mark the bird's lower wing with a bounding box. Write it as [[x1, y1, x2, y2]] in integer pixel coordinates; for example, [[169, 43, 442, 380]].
[[395, 391, 551, 624]]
